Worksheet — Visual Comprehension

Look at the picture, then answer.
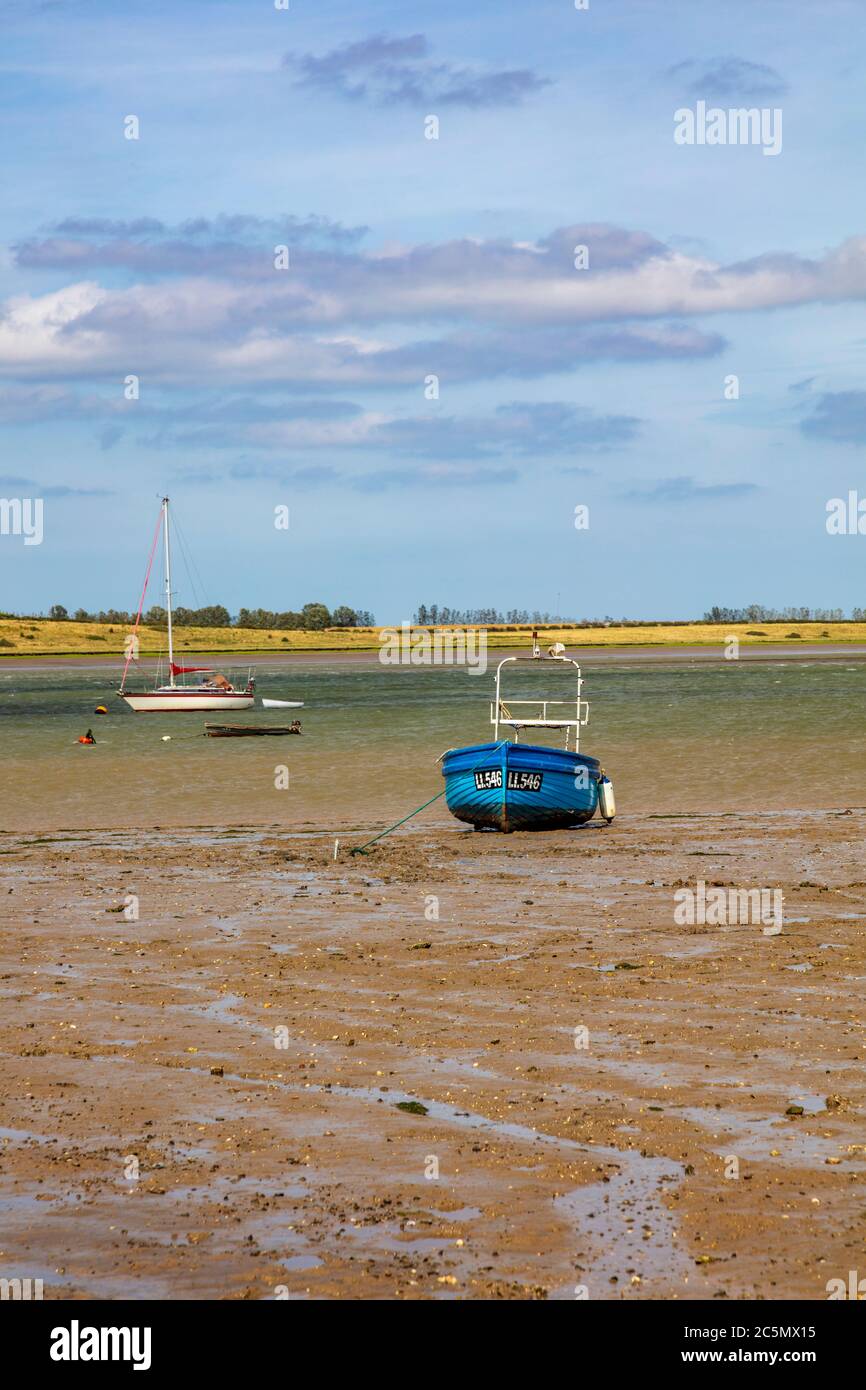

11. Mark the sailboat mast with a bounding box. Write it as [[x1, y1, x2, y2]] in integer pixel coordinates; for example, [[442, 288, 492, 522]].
[[163, 496, 175, 686]]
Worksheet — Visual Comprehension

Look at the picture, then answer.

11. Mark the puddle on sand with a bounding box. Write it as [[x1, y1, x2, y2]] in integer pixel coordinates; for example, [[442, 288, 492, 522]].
[[675, 1103, 864, 1167], [189, 992, 260, 1030], [207, 915, 249, 939], [308, 1081, 687, 1294], [0, 1124, 54, 1144], [137, 1066, 688, 1296], [221, 1195, 324, 1276], [282, 1254, 322, 1271], [432, 1204, 481, 1221], [663, 940, 720, 960], [320, 1201, 482, 1291], [0, 1239, 192, 1299], [341, 1223, 451, 1257], [468, 952, 530, 965], [426, 1057, 501, 1082], [160, 1175, 308, 1207], [548, 1152, 687, 1299], [0, 1191, 62, 1217]]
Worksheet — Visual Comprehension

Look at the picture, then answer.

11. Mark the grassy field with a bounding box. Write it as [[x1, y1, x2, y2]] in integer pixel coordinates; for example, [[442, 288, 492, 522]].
[[2, 616, 866, 657]]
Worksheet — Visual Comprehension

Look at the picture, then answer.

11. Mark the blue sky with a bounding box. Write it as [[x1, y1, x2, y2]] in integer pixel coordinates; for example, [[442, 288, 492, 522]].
[[1, 0, 865, 619]]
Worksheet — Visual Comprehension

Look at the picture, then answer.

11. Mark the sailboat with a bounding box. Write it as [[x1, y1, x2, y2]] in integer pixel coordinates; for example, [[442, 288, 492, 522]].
[[117, 497, 255, 712]]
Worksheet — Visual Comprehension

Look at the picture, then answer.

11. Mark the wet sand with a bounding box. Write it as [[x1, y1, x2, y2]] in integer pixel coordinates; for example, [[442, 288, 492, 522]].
[[5, 641, 866, 671], [1, 809, 864, 1300]]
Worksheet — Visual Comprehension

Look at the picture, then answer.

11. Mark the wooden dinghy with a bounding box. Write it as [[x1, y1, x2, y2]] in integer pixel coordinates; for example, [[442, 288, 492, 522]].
[[205, 722, 301, 737]]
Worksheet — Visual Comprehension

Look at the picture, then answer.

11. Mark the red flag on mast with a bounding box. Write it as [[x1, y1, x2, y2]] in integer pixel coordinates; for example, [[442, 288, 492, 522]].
[[170, 662, 213, 675]]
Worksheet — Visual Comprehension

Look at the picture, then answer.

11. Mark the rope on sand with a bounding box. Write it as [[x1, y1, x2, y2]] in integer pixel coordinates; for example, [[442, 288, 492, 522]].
[[349, 790, 447, 855], [349, 741, 507, 855]]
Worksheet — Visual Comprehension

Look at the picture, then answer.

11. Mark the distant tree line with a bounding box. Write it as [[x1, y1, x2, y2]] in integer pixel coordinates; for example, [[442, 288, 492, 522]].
[[415, 605, 572, 624], [44, 603, 375, 629], [27, 602, 866, 628], [703, 604, 865, 622], [412, 603, 866, 626], [232, 605, 375, 630]]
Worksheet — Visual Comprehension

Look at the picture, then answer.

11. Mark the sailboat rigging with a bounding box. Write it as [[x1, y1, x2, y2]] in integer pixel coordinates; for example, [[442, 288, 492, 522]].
[[117, 497, 255, 712]]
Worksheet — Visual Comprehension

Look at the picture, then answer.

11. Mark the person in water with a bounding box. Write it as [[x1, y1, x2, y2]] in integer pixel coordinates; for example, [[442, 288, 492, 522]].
[[80, 729, 95, 744]]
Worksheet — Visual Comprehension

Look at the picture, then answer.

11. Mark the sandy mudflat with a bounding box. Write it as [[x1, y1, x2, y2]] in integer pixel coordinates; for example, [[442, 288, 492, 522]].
[[4, 642, 866, 672], [0, 809, 864, 1300]]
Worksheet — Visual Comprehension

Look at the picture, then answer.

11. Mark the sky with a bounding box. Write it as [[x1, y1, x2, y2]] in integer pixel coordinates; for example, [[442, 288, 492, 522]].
[[1, 0, 865, 621]]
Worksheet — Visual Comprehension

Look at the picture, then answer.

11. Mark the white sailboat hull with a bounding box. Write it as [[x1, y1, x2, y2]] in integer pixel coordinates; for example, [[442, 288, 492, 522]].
[[119, 690, 255, 712]]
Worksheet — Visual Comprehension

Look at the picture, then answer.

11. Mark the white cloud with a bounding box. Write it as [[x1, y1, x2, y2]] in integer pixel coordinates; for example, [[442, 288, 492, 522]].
[[2, 227, 865, 386]]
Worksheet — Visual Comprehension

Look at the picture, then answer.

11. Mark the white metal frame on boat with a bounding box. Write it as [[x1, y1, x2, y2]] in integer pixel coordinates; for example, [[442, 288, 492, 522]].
[[490, 655, 590, 750]]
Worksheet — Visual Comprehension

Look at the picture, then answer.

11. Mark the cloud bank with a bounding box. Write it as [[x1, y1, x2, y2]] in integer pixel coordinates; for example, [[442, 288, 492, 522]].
[[666, 56, 787, 100], [4, 218, 865, 388], [286, 33, 550, 108]]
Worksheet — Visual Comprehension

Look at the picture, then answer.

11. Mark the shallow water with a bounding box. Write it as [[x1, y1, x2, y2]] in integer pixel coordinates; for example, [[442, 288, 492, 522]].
[[1, 658, 864, 830]]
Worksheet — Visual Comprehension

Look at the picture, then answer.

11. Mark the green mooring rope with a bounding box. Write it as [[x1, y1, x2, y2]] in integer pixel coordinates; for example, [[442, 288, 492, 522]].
[[349, 789, 447, 855], [349, 740, 509, 855]]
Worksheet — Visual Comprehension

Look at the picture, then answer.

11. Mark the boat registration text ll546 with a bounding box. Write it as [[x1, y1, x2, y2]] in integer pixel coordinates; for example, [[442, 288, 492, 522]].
[[474, 769, 544, 792]]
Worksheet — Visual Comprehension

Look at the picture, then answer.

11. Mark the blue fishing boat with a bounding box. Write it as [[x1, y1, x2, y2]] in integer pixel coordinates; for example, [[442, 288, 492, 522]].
[[440, 639, 615, 832]]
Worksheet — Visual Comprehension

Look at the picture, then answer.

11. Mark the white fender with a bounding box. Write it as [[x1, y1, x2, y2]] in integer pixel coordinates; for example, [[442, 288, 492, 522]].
[[598, 774, 616, 823]]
